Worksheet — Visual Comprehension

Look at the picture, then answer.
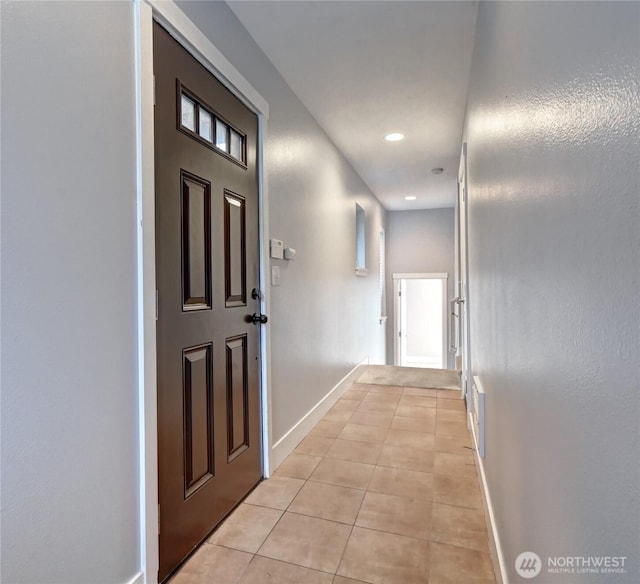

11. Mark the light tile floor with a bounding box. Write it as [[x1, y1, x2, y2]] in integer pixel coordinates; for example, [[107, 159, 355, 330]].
[[170, 382, 496, 584]]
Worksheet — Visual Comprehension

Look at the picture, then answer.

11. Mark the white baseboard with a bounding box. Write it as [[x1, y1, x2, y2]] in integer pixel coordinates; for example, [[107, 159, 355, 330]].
[[124, 571, 145, 584], [469, 410, 509, 584], [270, 357, 369, 472]]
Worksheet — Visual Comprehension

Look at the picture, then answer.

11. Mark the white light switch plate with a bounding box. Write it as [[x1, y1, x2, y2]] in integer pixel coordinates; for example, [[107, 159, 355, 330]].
[[271, 266, 280, 286]]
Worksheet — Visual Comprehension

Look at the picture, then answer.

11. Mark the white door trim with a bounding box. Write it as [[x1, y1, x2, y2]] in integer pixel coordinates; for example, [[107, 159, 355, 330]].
[[134, 2, 271, 582], [393, 272, 448, 280], [392, 273, 449, 368], [145, 0, 269, 117], [458, 142, 472, 402], [392, 277, 403, 366]]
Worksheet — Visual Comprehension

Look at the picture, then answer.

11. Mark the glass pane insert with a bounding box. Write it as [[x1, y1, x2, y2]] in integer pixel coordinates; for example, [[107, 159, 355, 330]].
[[199, 108, 212, 142], [216, 120, 228, 152], [181, 94, 196, 131], [230, 130, 243, 161]]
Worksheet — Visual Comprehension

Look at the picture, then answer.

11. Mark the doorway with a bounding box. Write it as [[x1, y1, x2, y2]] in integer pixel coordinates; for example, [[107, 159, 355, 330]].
[[393, 273, 448, 369], [154, 23, 265, 581]]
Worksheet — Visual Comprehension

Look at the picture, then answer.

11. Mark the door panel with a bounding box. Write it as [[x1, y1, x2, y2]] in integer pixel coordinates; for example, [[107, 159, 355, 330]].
[[224, 191, 247, 307], [183, 343, 214, 495], [181, 172, 212, 310], [154, 23, 262, 582], [226, 335, 249, 461]]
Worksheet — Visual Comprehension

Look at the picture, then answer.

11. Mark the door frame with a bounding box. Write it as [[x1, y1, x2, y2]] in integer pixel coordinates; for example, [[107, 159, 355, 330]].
[[134, 2, 271, 582], [392, 272, 449, 369], [457, 143, 472, 404]]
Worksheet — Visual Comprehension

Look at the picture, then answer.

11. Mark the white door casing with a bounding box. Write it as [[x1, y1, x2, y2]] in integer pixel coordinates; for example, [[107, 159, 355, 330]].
[[457, 143, 472, 404]]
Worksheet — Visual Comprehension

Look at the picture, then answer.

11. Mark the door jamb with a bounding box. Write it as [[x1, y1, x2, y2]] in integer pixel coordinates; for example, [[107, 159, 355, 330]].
[[134, 2, 271, 582], [458, 143, 472, 404], [392, 272, 449, 368]]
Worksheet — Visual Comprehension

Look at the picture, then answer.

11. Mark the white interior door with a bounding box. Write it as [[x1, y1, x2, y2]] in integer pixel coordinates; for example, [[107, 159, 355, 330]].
[[394, 274, 448, 369]]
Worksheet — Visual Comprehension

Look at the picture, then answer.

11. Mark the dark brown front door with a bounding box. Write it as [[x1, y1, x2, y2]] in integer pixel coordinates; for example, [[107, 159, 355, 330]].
[[154, 23, 263, 581]]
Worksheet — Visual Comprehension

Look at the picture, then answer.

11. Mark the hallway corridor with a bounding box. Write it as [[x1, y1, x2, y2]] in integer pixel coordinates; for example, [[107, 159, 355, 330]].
[[171, 375, 495, 584]]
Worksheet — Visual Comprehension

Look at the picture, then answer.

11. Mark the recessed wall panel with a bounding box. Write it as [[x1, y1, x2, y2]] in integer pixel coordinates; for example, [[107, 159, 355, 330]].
[[181, 171, 212, 310], [225, 335, 249, 461], [224, 191, 246, 307], [183, 344, 214, 496]]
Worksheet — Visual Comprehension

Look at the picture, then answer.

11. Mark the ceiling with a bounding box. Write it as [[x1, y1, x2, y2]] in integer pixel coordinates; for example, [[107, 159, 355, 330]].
[[228, 1, 479, 211]]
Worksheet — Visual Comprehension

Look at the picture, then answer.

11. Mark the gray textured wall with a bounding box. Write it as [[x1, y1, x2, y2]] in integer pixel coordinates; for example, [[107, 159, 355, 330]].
[[464, 2, 639, 581], [1, 2, 139, 582]]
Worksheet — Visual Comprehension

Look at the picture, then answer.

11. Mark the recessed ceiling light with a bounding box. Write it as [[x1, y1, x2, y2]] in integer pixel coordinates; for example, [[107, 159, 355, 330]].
[[405, 196, 417, 201], [431, 167, 444, 174], [384, 133, 404, 142]]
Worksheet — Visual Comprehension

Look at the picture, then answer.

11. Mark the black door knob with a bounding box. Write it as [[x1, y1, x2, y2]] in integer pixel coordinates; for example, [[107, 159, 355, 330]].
[[251, 313, 268, 325]]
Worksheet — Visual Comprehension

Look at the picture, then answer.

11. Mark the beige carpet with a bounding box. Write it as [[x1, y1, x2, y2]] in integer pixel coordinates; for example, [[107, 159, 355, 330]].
[[357, 365, 461, 391]]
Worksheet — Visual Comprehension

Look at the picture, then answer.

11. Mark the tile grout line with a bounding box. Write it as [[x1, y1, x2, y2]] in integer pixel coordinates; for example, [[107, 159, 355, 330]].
[[371, 383, 401, 467], [427, 499, 434, 584], [250, 474, 306, 568], [251, 548, 349, 578], [333, 383, 373, 580], [403, 382, 432, 584]]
